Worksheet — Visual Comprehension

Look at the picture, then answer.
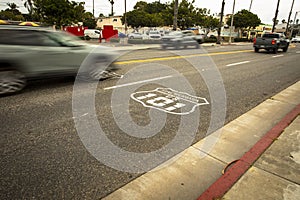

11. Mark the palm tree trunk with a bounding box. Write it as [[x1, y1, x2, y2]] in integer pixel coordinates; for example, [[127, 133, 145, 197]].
[[173, 0, 178, 31]]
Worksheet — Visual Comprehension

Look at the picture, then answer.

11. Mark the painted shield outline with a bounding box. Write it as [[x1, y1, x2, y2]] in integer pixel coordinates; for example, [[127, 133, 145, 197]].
[[131, 88, 209, 115]]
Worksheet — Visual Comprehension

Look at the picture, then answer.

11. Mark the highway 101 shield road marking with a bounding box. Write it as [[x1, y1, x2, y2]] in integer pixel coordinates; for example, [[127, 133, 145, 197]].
[[131, 88, 209, 115]]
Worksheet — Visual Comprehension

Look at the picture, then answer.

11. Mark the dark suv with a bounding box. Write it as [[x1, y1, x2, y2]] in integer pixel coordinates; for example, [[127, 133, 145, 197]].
[[0, 25, 118, 95]]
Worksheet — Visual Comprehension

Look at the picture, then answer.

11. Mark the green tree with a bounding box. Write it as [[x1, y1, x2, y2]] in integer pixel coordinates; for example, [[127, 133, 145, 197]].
[[0, 3, 24, 21], [83, 12, 96, 29], [227, 9, 261, 37], [203, 15, 219, 30], [33, 0, 86, 27], [23, 0, 34, 17]]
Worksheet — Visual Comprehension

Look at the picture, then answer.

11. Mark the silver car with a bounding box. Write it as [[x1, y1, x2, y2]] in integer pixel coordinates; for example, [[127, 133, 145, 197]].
[[128, 32, 146, 39], [0, 25, 118, 95]]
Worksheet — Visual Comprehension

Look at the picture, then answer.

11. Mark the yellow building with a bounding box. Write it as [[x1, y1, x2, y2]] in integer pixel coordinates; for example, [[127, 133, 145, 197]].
[[97, 16, 129, 33]]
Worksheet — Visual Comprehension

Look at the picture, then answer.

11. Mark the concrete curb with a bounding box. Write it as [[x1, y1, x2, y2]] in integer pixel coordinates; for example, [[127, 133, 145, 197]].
[[198, 104, 300, 200], [103, 81, 300, 200]]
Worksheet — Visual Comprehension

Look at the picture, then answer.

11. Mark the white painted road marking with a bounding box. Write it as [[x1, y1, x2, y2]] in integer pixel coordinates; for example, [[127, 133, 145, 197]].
[[296, 51, 300, 54], [226, 61, 250, 67], [272, 55, 284, 58], [104, 75, 173, 90]]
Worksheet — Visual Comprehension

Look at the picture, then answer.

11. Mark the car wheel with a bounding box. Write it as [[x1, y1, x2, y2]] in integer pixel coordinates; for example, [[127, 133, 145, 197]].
[[0, 69, 26, 95], [254, 47, 259, 52], [282, 47, 288, 52], [273, 48, 278, 54], [129, 36, 134, 39]]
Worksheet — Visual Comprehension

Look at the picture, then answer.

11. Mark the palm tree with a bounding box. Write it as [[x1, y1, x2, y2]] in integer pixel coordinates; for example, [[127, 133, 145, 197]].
[[23, 0, 34, 16], [173, 0, 178, 30], [108, 0, 114, 16]]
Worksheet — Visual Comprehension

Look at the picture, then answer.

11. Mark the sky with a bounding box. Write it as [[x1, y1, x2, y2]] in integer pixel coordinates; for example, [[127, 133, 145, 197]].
[[1, 0, 300, 25]]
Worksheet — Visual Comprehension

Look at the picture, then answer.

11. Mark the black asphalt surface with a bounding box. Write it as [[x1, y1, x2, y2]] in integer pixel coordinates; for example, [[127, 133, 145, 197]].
[[1, 43, 300, 199]]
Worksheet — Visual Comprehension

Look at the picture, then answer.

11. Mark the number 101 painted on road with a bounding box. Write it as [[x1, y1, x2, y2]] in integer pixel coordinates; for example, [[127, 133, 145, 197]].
[[131, 88, 209, 115]]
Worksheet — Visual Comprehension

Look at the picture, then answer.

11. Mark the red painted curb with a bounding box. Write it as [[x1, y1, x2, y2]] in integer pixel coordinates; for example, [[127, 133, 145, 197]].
[[198, 104, 300, 200]]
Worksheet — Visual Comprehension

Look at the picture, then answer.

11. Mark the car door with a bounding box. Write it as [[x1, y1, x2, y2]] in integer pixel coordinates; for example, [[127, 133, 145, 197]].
[[34, 30, 89, 75]]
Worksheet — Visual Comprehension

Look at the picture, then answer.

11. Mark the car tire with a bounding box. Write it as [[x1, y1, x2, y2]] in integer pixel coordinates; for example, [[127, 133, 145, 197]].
[[254, 47, 259, 53], [282, 47, 288, 52], [129, 36, 134, 39], [0, 69, 26, 95], [273, 48, 278, 54]]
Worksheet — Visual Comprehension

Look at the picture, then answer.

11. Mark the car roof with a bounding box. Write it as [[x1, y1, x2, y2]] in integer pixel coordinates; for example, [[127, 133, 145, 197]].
[[0, 24, 54, 32]]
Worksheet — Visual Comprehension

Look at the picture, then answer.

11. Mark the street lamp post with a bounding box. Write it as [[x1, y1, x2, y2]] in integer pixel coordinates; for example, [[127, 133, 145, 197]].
[[229, 0, 236, 44]]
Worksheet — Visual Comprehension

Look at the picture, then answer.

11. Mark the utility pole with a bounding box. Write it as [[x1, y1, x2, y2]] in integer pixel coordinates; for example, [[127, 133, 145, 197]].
[[217, 0, 225, 44], [272, 0, 280, 32], [125, 0, 127, 34], [229, 0, 236, 44], [249, 0, 253, 11], [173, 0, 179, 31], [286, 0, 295, 37], [92, 0, 94, 17]]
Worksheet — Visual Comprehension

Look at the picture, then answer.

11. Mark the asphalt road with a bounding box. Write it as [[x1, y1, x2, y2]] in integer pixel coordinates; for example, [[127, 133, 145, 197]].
[[1, 43, 300, 199]]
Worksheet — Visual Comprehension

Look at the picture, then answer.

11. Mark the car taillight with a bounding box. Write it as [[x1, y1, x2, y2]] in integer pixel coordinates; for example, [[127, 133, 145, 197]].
[[253, 38, 256, 44], [271, 39, 276, 45]]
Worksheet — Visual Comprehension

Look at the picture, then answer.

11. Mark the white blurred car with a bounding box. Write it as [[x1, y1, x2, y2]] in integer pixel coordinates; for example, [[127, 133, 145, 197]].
[[128, 32, 146, 39], [0, 25, 118, 95], [148, 31, 161, 40], [291, 36, 300, 43]]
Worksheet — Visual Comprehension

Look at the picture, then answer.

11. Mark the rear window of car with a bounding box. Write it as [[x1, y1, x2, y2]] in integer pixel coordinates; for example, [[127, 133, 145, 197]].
[[262, 34, 280, 38]]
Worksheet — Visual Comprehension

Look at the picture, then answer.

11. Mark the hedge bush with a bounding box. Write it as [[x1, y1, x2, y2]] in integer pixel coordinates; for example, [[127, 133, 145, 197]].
[[234, 38, 250, 42], [109, 38, 120, 43], [203, 38, 217, 43], [128, 39, 161, 44]]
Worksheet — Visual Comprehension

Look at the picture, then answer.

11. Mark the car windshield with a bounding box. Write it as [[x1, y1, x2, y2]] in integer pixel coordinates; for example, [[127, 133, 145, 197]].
[[149, 31, 159, 34], [262, 34, 280, 38], [45, 31, 86, 47]]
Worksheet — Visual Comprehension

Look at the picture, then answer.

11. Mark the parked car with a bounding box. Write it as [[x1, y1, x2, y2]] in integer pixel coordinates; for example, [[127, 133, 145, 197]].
[[128, 32, 146, 39], [291, 35, 300, 43], [161, 31, 200, 50], [84, 29, 101, 40], [118, 32, 126, 38], [0, 25, 118, 95], [148, 31, 161, 40], [253, 33, 290, 53]]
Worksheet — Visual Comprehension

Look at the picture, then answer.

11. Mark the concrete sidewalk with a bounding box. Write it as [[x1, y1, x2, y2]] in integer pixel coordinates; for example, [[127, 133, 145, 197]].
[[103, 81, 300, 200], [221, 114, 300, 200]]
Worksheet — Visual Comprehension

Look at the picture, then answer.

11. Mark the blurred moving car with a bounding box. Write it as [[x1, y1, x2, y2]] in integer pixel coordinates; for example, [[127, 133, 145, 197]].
[[291, 35, 300, 43], [161, 31, 200, 50], [181, 30, 205, 44], [128, 32, 146, 39], [0, 25, 118, 95]]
